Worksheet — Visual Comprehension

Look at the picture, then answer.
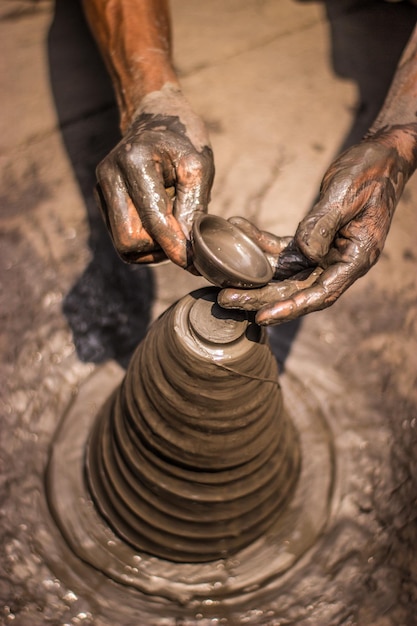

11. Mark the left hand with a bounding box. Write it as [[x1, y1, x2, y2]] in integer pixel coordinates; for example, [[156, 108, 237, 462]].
[[218, 126, 417, 325]]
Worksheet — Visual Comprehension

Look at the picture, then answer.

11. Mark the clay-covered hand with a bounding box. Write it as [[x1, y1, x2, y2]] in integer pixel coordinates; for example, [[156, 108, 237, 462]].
[[217, 216, 318, 319], [95, 86, 215, 268], [219, 125, 417, 325]]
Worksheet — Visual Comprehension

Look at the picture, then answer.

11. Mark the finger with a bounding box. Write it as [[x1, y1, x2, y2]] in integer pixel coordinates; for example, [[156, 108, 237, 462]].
[[228, 217, 292, 255], [218, 283, 300, 311], [218, 269, 320, 311], [122, 156, 189, 267], [227, 216, 312, 278], [95, 173, 158, 262], [295, 165, 375, 265], [295, 200, 343, 264], [255, 263, 354, 325], [174, 147, 215, 235], [94, 179, 167, 263]]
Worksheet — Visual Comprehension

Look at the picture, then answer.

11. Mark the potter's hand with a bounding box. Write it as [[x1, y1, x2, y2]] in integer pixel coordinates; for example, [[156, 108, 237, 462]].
[[219, 126, 417, 325], [217, 217, 317, 321], [95, 87, 214, 268]]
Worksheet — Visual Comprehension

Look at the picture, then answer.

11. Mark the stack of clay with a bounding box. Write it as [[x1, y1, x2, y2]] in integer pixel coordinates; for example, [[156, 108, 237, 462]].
[[86, 288, 300, 562]]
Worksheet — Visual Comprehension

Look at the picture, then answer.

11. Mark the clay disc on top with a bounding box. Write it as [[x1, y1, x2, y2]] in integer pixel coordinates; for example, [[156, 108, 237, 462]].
[[188, 293, 249, 345]]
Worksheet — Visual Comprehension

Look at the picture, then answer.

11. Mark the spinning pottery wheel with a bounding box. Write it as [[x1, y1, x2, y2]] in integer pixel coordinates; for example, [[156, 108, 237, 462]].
[[46, 286, 333, 606], [85, 287, 300, 562]]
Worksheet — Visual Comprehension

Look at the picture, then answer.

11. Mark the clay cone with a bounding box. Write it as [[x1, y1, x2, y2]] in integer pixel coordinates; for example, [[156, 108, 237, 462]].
[[86, 287, 300, 562]]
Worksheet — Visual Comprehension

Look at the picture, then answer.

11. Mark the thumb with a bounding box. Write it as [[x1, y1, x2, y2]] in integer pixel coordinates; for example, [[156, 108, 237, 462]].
[[295, 200, 342, 264]]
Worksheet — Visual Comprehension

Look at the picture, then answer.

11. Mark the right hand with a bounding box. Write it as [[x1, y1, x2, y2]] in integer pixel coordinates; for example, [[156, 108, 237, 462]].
[[95, 86, 215, 269], [219, 125, 417, 325]]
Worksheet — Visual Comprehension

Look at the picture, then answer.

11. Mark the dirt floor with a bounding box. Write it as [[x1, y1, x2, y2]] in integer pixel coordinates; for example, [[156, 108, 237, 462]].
[[1, 1, 417, 625]]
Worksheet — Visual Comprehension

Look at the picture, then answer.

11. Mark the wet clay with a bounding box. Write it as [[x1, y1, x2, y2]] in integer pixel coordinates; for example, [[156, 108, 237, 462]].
[[45, 292, 334, 606], [191, 215, 273, 288], [85, 287, 300, 562]]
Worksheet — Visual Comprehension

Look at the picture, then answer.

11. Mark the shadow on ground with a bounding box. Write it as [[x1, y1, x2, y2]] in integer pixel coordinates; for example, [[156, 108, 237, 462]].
[[48, 0, 154, 368], [324, 0, 417, 148]]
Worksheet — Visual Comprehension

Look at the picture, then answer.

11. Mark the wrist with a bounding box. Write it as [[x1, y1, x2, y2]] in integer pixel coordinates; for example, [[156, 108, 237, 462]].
[[363, 123, 417, 177], [365, 25, 417, 151], [82, 0, 180, 134], [126, 83, 211, 153], [120, 68, 180, 133]]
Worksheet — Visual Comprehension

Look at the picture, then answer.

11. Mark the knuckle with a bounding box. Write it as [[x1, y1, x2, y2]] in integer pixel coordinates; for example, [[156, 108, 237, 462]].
[[110, 221, 147, 257], [117, 142, 149, 169], [96, 157, 114, 182], [114, 231, 137, 256], [181, 153, 205, 180]]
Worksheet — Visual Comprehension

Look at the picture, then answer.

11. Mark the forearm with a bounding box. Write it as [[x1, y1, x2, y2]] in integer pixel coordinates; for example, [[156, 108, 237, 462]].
[[82, 0, 179, 131], [363, 25, 417, 176]]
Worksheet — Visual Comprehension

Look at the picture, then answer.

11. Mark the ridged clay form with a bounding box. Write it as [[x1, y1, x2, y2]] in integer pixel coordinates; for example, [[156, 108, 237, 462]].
[[86, 287, 301, 562]]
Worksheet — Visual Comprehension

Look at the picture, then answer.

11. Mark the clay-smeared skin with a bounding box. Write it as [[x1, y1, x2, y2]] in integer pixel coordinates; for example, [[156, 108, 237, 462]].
[[219, 123, 417, 325], [96, 108, 214, 267]]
